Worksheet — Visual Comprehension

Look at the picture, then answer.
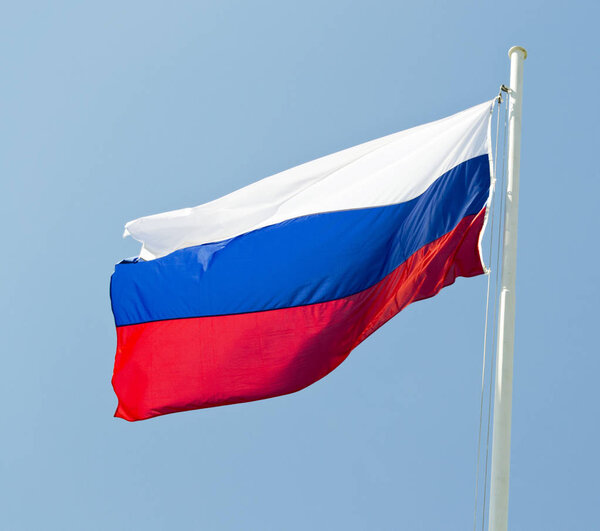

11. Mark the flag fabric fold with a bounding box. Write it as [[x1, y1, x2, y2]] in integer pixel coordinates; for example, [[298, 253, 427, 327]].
[[111, 100, 493, 421]]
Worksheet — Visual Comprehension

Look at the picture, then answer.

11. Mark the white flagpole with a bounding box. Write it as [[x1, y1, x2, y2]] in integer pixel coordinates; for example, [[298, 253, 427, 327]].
[[488, 46, 527, 531]]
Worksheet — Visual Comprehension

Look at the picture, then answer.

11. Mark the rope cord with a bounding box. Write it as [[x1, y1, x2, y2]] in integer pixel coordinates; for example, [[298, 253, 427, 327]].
[[473, 92, 503, 531], [480, 92, 510, 531]]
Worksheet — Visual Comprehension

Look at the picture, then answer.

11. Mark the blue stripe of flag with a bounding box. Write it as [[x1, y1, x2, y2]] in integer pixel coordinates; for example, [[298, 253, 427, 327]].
[[111, 154, 490, 326]]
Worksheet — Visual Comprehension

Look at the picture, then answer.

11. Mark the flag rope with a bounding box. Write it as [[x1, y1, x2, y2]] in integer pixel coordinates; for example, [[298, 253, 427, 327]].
[[483, 88, 510, 529], [481, 90, 509, 531], [474, 87, 509, 531]]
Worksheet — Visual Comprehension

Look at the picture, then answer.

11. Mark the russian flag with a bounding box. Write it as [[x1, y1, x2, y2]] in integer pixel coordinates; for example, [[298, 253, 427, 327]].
[[110, 100, 493, 421]]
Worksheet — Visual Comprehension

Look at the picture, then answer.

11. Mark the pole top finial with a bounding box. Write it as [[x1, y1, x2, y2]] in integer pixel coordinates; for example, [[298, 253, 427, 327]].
[[508, 46, 527, 59]]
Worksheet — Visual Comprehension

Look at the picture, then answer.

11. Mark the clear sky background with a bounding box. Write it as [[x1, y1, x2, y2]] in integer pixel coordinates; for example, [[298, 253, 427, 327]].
[[2, 1, 599, 530]]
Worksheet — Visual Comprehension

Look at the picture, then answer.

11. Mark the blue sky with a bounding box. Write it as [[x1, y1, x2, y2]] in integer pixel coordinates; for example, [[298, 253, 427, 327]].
[[2, 1, 599, 529]]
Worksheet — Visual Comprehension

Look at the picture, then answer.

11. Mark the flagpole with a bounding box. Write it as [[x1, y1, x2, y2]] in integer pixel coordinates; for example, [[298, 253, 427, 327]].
[[488, 45, 527, 531]]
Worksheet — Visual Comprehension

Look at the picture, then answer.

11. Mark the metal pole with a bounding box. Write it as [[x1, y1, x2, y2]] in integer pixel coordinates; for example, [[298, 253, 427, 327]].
[[488, 45, 527, 531]]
